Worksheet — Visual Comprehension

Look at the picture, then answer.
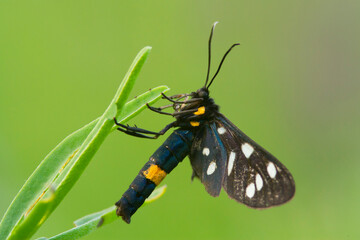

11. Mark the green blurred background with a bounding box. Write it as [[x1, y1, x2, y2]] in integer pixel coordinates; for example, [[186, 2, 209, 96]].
[[1, 1, 359, 239]]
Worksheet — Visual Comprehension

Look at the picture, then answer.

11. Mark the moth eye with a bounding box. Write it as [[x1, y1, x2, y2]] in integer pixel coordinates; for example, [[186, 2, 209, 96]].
[[197, 89, 209, 98], [199, 92, 206, 98]]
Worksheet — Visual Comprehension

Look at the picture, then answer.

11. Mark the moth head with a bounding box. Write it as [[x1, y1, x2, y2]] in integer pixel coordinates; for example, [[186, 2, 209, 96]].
[[195, 87, 209, 99]]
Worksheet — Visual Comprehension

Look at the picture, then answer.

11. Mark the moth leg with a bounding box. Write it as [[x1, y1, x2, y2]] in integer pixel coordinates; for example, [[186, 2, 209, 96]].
[[161, 93, 203, 104], [115, 127, 157, 139], [114, 118, 177, 139], [146, 103, 173, 116], [151, 104, 174, 110], [179, 95, 190, 110], [147, 103, 201, 116], [165, 93, 189, 99]]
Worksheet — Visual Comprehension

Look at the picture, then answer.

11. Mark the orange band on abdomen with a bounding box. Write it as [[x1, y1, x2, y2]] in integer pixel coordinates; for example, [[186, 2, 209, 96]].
[[142, 164, 167, 185]]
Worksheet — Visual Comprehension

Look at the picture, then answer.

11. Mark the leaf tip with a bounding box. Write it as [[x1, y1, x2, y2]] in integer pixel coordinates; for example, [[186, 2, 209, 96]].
[[143, 46, 152, 51], [145, 185, 167, 204]]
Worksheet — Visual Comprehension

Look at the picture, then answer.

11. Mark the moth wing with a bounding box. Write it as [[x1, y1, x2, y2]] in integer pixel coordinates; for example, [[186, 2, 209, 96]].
[[189, 123, 227, 197], [215, 114, 295, 208]]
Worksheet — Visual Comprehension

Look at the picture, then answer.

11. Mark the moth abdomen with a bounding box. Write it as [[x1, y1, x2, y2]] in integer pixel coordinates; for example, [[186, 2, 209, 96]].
[[115, 129, 194, 223]]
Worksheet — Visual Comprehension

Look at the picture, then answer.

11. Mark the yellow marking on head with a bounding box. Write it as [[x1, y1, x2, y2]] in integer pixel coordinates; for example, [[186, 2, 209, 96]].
[[143, 164, 167, 185], [194, 106, 205, 115], [190, 121, 200, 127]]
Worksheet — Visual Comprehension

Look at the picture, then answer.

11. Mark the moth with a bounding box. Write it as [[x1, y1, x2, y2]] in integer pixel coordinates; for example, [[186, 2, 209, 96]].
[[114, 22, 295, 223]]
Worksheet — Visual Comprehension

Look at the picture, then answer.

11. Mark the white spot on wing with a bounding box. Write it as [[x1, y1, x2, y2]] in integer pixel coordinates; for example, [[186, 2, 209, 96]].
[[241, 143, 254, 159], [202, 148, 210, 156], [227, 151, 236, 176], [255, 174, 263, 191], [217, 127, 226, 135], [246, 183, 255, 198], [207, 161, 217, 175], [267, 162, 277, 178]]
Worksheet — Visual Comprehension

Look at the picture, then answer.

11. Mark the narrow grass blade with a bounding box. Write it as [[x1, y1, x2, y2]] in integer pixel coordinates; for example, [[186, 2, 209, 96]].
[[36, 186, 167, 240], [114, 46, 152, 112], [0, 47, 168, 240]]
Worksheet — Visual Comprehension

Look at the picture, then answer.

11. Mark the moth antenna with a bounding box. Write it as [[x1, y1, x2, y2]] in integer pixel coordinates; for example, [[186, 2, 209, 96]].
[[207, 43, 240, 89], [204, 21, 219, 88]]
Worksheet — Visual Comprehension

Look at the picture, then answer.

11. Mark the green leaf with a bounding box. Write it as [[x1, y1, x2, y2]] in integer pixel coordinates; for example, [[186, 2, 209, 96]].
[[0, 46, 169, 240], [114, 46, 152, 112], [36, 186, 167, 240]]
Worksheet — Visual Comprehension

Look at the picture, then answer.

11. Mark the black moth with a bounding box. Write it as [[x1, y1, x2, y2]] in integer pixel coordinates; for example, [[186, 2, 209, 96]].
[[114, 22, 295, 223]]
